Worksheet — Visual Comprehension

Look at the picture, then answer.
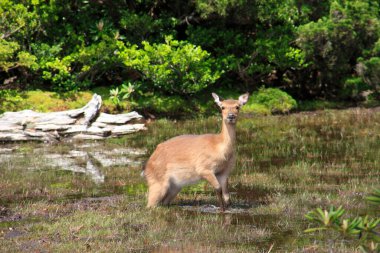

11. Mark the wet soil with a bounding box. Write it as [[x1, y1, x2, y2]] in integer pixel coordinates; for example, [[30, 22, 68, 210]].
[[231, 183, 273, 205], [0, 206, 22, 223]]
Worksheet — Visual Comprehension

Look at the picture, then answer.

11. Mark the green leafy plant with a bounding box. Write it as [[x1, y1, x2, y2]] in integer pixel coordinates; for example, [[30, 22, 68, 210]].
[[305, 189, 380, 253], [119, 36, 222, 95], [305, 206, 345, 232], [109, 81, 137, 109], [367, 189, 380, 206]]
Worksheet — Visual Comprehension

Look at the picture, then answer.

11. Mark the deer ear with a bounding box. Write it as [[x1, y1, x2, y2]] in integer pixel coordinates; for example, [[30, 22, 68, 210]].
[[212, 93, 223, 107], [239, 93, 249, 106]]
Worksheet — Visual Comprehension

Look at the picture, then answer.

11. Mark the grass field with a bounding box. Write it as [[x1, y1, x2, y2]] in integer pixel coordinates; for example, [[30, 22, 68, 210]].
[[0, 108, 379, 252]]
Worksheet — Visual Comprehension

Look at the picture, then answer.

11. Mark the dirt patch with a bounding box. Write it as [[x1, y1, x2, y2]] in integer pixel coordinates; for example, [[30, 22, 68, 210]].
[[4, 228, 25, 239], [0, 206, 22, 223], [175, 183, 273, 213], [19, 240, 43, 253], [71, 195, 122, 208], [231, 183, 273, 205], [151, 244, 216, 253], [53, 195, 124, 217], [236, 213, 276, 224], [310, 172, 377, 185]]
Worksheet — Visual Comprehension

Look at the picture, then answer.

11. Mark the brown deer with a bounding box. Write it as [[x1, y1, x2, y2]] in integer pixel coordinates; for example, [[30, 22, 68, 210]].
[[143, 92, 249, 211]]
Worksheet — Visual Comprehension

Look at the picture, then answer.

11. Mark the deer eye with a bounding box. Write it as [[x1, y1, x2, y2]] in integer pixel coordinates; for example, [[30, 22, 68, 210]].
[[221, 106, 225, 110], [236, 106, 240, 110]]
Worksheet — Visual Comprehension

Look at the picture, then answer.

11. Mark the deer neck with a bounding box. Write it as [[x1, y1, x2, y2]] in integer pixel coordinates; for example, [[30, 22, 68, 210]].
[[219, 120, 236, 150]]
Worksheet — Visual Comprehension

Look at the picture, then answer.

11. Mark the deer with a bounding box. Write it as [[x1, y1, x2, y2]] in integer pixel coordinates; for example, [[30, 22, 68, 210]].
[[143, 92, 249, 211]]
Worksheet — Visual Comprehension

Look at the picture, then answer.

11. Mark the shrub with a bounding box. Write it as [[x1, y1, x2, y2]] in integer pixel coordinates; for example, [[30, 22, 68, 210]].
[[32, 37, 125, 92], [244, 87, 297, 114], [119, 36, 222, 95], [296, 0, 380, 98], [41, 56, 77, 92], [0, 89, 23, 113], [0, 39, 38, 72], [0, 39, 21, 71], [241, 103, 271, 115], [356, 56, 380, 94]]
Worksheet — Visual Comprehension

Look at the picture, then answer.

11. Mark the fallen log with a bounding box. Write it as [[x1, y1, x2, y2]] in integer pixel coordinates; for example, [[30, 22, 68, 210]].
[[0, 94, 146, 142]]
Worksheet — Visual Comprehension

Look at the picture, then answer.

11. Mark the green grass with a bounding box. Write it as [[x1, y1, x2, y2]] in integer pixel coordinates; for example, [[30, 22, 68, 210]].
[[0, 107, 379, 252], [0, 89, 126, 114], [1, 87, 299, 117]]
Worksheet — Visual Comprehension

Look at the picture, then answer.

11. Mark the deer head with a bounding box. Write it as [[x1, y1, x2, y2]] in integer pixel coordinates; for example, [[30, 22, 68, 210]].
[[212, 93, 249, 124]]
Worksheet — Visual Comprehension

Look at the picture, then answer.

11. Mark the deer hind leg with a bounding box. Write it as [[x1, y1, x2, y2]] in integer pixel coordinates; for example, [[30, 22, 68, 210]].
[[147, 181, 169, 208], [162, 182, 181, 206]]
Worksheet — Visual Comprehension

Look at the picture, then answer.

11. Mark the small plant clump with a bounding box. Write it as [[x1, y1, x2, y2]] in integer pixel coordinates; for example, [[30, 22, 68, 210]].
[[305, 189, 380, 253]]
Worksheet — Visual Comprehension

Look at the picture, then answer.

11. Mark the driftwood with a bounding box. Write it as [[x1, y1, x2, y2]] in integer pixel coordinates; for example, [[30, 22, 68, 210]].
[[0, 94, 146, 142]]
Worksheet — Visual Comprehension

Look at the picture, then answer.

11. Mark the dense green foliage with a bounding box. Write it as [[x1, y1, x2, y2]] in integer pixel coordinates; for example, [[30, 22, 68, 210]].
[[244, 87, 298, 114], [1, 0, 380, 111]]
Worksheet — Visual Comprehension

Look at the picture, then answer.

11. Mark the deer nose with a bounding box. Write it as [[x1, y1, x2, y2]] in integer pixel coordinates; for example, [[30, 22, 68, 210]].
[[227, 113, 236, 120]]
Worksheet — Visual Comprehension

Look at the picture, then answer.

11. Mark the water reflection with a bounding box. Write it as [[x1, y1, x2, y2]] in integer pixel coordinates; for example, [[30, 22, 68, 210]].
[[0, 142, 146, 184]]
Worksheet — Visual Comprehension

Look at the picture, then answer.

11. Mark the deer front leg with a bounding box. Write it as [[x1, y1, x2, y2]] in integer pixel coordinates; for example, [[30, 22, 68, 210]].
[[201, 171, 226, 211], [217, 175, 230, 207], [218, 156, 235, 207]]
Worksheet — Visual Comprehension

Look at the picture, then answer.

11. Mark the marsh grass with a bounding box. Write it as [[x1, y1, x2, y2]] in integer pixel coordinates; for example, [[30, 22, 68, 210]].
[[0, 108, 379, 252]]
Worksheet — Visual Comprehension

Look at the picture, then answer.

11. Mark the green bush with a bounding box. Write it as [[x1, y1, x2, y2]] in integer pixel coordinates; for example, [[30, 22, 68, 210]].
[[0, 89, 23, 113], [0, 39, 38, 72], [343, 77, 369, 98], [119, 10, 176, 44], [2, 0, 380, 103], [296, 0, 380, 98], [119, 36, 222, 95], [0, 39, 20, 71], [32, 36, 125, 92], [355, 55, 380, 95], [241, 103, 271, 115], [75, 36, 125, 87], [0, 0, 39, 74], [243, 87, 297, 114]]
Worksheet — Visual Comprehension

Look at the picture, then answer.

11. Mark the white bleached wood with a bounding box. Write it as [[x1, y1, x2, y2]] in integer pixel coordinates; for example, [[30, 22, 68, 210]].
[[112, 124, 146, 135], [0, 94, 145, 142], [96, 111, 142, 124]]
